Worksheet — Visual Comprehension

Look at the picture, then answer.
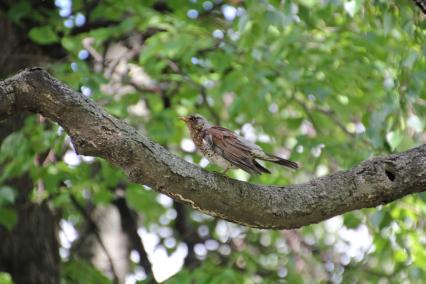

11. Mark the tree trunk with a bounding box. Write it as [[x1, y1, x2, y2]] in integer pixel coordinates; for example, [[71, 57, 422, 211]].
[[0, 200, 60, 284]]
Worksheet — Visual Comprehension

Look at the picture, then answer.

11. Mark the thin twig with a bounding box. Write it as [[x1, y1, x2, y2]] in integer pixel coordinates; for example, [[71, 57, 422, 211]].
[[294, 97, 321, 134], [173, 202, 204, 269], [112, 188, 154, 279], [69, 193, 120, 284], [293, 96, 372, 147]]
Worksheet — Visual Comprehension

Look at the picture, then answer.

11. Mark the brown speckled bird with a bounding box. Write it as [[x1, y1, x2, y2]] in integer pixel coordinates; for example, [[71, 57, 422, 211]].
[[180, 114, 298, 175]]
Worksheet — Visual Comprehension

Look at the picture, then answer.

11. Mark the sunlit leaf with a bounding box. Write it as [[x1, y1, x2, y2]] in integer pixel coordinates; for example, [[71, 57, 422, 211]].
[[29, 26, 59, 45], [0, 207, 17, 231]]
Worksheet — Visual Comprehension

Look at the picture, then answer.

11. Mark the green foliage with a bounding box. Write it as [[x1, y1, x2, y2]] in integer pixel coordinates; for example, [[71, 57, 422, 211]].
[[29, 26, 59, 44], [126, 184, 165, 224], [0, 273, 13, 284], [0, 186, 15, 206], [63, 260, 112, 284], [165, 262, 246, 284], [7, 1, 31, 23], [0, 207, 17, 231], [1, 0, 425, 283], [0, 185, 16, 230]]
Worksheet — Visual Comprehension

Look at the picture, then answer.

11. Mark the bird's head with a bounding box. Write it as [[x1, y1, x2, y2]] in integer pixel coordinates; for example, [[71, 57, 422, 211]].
[[179, 114, 210, 131]]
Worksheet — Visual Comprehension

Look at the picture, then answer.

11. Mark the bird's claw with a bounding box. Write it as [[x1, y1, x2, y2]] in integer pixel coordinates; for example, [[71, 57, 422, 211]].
[[212, 169, 229, 176]]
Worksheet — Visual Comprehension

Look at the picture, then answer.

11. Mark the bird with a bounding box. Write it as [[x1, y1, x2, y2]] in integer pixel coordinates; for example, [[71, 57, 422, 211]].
[[180, 114, 298, 175]]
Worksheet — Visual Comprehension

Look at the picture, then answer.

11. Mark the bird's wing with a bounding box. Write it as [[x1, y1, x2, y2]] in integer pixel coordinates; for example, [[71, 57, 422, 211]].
[[206, 126, 264, 174]]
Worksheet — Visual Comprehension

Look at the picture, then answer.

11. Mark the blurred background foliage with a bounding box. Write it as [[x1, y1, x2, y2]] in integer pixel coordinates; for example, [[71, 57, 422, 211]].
[[0, 0, 425, 283]]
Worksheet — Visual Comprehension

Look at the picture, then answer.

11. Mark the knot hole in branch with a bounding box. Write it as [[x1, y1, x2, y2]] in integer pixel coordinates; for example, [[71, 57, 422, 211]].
[[385, 170, 395, 181], [384, 163, 396, 182]]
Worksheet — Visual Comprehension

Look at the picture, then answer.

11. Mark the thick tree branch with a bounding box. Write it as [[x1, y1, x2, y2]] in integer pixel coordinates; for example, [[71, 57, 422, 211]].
[[413, 0, 426, 13], [1, 68, 425, 229]]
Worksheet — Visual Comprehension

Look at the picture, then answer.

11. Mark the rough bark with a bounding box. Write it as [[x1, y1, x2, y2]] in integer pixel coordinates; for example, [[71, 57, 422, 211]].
[[0, 198, 60, 284], [0, 116, 60, 284], [1, 68, 425, 230], [0, 70, 60, 284]]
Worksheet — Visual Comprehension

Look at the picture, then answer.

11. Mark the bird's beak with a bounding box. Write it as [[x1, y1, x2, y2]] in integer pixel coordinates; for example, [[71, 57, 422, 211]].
[[179, 116, 188, 122]]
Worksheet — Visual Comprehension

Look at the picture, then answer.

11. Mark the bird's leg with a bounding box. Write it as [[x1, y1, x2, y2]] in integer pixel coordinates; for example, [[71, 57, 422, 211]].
[[213, 168, 229, 176]]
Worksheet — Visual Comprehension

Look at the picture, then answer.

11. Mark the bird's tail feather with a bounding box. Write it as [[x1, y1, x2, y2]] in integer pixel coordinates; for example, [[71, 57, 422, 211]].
[[264, 154, 298, 169], [253, 160, 271, 174]]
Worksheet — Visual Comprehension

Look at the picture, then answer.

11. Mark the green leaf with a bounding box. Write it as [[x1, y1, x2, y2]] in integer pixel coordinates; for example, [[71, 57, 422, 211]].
[[92, 189, 114, 204], [0, 272, 13, 284], [63, 260, 112, 284], [29, 26, 59, 45], [386, 131, 404, 151], [165, 269, 192, 284], [286, 118, 304, 130], [62, 37, 80, 52], [0, 186, 15, 205], [0, 207, 17, 231], [344, 213, 362, 229], [0, 132, 25, 161], [371, 210, 392, 229], [298, 0, 317, 8], [394, 249, 408, 263], [7, 1, 31, 23], [126, 184, 164, 224]]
